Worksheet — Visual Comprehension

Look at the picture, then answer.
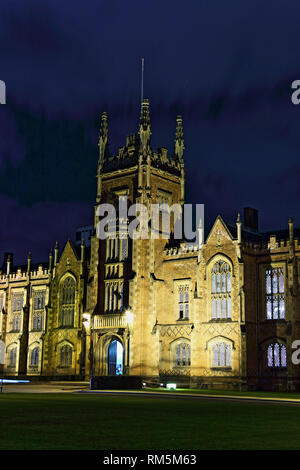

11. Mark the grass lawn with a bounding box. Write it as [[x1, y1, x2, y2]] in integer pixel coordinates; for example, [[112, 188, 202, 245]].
[[1, 393, 300, 450]]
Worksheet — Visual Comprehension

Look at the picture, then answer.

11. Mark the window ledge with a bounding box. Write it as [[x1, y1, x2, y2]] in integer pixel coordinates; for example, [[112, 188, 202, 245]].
[[264, 319, 286, 323], [211, 367, 232, 371], [209, 319, 232, 323]]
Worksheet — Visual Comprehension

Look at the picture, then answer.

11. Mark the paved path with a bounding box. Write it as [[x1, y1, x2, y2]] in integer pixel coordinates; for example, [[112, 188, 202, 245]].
[[0, 382, 89, 393], [77, 389, 300, 406]]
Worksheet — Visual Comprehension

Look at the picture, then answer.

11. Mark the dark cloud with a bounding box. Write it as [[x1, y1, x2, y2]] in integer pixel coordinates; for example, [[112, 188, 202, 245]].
[[0, 108, 25, 168], [0, 0, 300, 260], [0, 194, 92, 264]]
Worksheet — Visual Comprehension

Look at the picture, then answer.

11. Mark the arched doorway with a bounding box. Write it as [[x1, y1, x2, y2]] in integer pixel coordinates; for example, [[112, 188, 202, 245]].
[[108, 340, 123, 376]]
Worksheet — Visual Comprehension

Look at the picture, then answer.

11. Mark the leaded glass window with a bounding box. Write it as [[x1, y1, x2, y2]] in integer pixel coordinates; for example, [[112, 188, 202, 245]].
[[267, 343, 287, 367], [9, 347, 17, 367], [34, 291, 45, 310], [175, 342, 191, 366], [60, 345, 72, 367], [212, 343, 231, 367], [11, 293, 23, 332], [32, 290, 45, 331], [30, 347, 39, 366], [178, 285, 189, 320], [106, 283, 121, 312], [33, 314, 42, 331], [265, 267, 285, 320], [211, 261, 231, 319], [60, 277, 75, 327], [12, 294, 23, 312]]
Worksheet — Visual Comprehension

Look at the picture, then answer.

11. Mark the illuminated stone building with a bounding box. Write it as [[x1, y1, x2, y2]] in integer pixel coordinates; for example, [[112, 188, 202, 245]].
[[0, 100, 299, 390]]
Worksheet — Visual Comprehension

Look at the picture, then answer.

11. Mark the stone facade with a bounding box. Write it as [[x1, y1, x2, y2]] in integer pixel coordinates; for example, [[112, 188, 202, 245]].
[[0, 100, 299, 390]]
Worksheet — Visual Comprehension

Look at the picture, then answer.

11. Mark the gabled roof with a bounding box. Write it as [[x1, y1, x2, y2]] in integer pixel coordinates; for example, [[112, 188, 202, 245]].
[[206, 215, 234, 243], [59, 239, 81, 261]]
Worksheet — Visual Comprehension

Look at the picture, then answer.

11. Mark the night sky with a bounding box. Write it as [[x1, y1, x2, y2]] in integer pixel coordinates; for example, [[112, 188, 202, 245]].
[[1, 0, 300, 264]]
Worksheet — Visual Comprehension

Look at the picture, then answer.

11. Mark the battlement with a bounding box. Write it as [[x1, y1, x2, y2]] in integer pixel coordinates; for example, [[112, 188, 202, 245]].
[[0, 265, 50, 283], [165, 242, 198, 257]]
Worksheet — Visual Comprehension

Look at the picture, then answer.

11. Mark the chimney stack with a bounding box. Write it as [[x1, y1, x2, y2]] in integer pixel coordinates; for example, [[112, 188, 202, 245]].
[[244, 207, 258, 232]]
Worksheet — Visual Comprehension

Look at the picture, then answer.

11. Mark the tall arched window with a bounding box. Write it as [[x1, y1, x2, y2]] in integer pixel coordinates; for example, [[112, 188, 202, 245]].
[[265, 268, 285, 319], [212, 342, 231, 367], [267, 343, 286, 367], [32, 290, 45, 331], [60, 277, 76, 327], [211, 261, 231, 320], [60, 345, 72, 367], [178, 285, 189, 320], [30, 347, 39, 366], [175, 342, 191, 366], [9, 347, 17, 367]]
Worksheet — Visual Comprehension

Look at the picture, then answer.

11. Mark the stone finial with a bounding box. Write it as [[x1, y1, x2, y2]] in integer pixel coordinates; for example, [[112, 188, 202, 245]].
[[49, 249, 53, 271], [139, 99, 151, 152], [174, 115, 185, 161], [289, 216, 294, 258], [197, 217, 204, 248], [98, 111, 109, 167], [81, 237, 85, 260], [27, 251, 32, 273], [236, 213, 242, 245], [54, 241, 59, 266]]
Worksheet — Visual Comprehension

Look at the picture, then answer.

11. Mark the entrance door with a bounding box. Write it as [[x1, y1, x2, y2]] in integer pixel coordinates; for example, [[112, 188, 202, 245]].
[[108, 340, 123, 375]]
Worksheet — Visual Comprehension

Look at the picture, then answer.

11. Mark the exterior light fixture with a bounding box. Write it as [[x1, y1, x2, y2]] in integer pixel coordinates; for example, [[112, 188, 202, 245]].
[[125, 309, 134, 326], [82, 313, 90, 327], [166, 383, 177, 390]]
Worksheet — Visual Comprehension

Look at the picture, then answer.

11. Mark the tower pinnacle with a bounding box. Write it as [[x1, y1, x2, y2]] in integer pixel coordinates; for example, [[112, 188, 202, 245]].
[[139, 99, 151, 152], [174, 115, 184, 161], [98, 112, 109, 167]]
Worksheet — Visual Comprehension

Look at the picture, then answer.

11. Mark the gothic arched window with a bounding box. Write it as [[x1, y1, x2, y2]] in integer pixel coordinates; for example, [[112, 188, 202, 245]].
[[265, 268, 285, 320], [211, 261, 231, 320], [267, 343, 287, 368], [178, 285, 189, 320], [212, 342, 231, 367], [32, 290, 45, 331], [60, 277, 76, 327], [175, 342, 191, 366], [60, 345, 72, 367], [30, 347, 39, 366], [9, 347, 17, 367]]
